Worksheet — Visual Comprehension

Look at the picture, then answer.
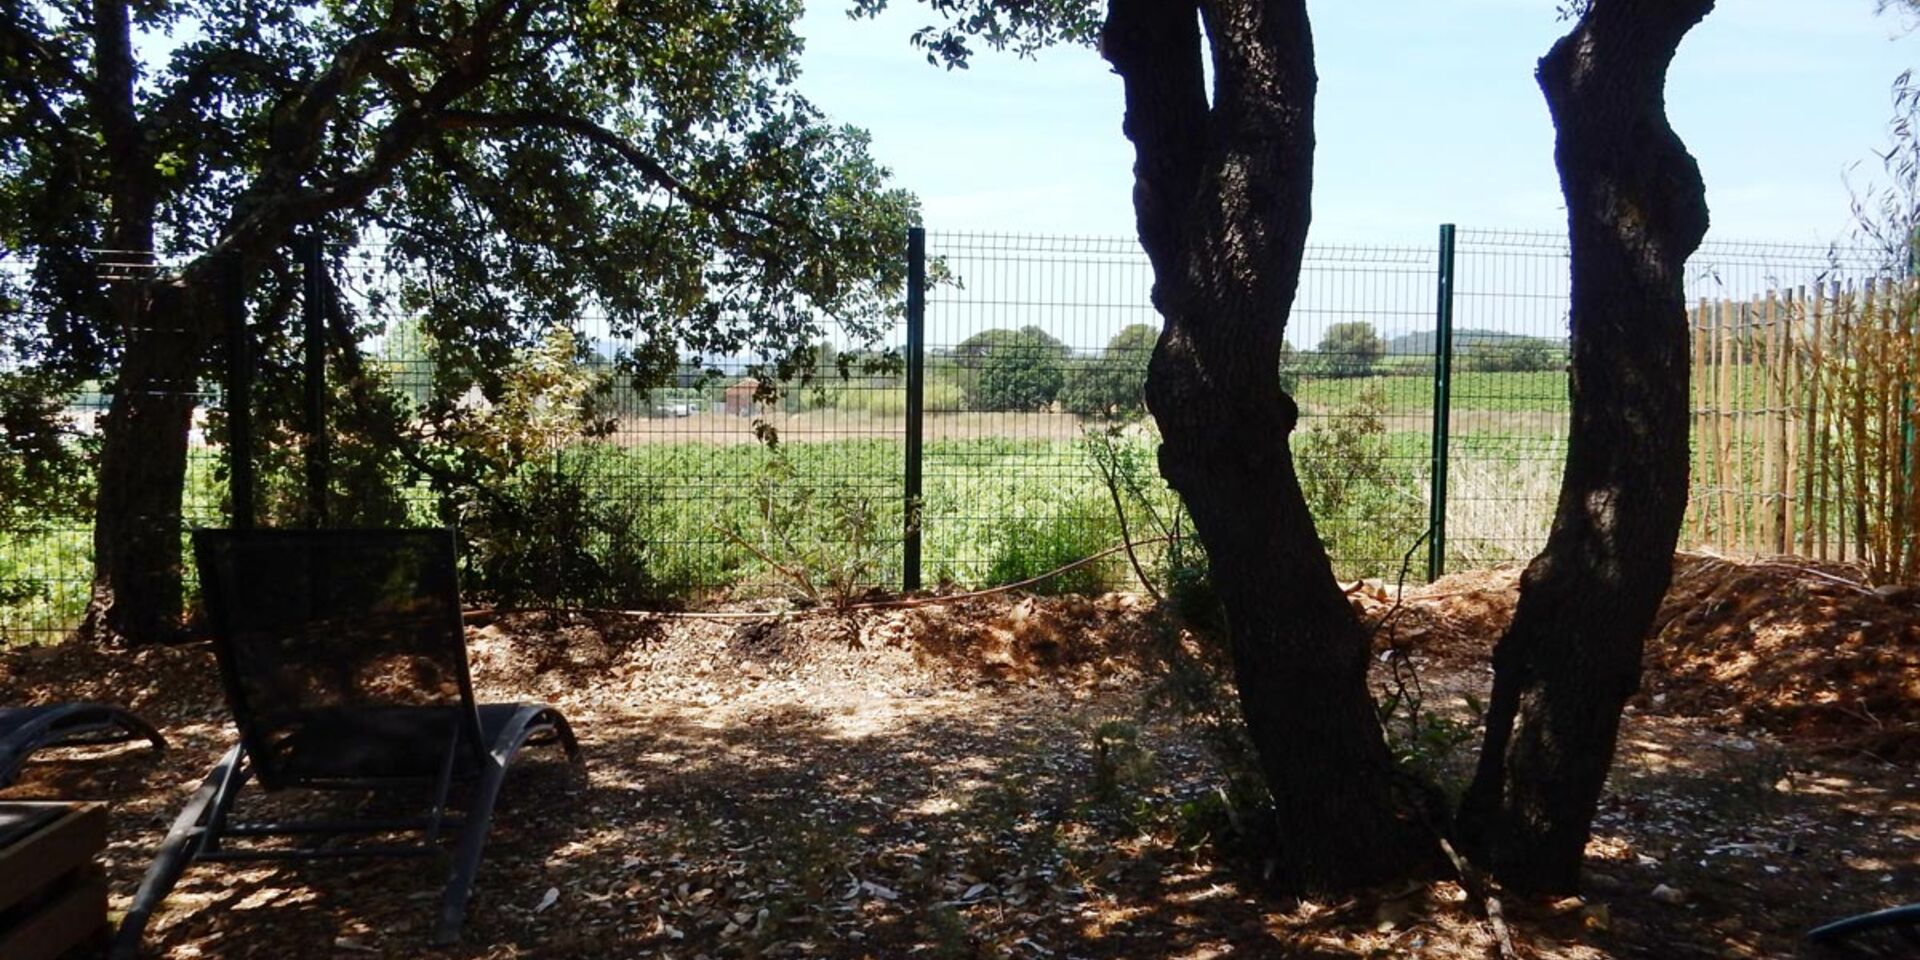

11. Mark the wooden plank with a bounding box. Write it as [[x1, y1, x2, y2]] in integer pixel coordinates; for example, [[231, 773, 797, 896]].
[[1758, 293, 1777, 553], [1783, 289, 1801, 556], [0, 866, 107, 960], [1873, 279, 1892, 574], [1712, 295, 1728, 549], [1691, 298, 1711, 546], [1742, 297, 1759, 552], [1873, 279, 1896, 576], [1843, 280, 1862, 562], [1812, 283, 1829, 560], [0, 803, 105, 915], [1728, 295, 1743, 552]]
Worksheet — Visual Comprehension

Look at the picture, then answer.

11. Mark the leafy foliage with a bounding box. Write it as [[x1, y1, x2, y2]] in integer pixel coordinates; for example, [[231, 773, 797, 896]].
[[1848, 69, 1920, 272], [1377, 673, 1483, 802], [985, 507, 1121, 595], [962, 326, 1070, 411], [849, 0, 1102, 68], [1463, 336, 1562, 373], [1294, 385, 1426, 569], [462, 454, 657, 608], [5, 0, 920, 365], [1061, 323, 1155, 419], [0, 373, 93, 537], [1311, 321, 1385, 379], [718, 451, 892, 606]]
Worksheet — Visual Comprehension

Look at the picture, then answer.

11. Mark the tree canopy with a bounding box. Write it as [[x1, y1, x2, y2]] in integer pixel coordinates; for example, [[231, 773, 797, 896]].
[[961, 325, 1070, 410], [1312, 321, 1384, 379], [1, 0, 920, 392], [0, 0, 922, 641], [1060, 322, 1154, 418]]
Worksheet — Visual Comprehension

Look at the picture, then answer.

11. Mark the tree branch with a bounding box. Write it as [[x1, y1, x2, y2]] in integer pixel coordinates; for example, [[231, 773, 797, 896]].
[[0, 11, 102, 102], [142, 47, 285, 140], [0, 71, 87, 177], [433, 108, 798, 232], [1100, 0, 1209, 279]]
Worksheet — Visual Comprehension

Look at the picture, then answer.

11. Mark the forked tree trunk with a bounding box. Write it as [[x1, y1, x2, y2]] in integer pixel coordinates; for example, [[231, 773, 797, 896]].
[[84, 279, 221, 645], [79, 0, 209, 646], [1105, 0, 1436, 888], [1457, 0, 1715, 893]]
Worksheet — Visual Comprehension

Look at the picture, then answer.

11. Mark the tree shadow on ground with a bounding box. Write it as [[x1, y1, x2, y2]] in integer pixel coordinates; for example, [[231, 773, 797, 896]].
[[4, 635, 1916, 959]]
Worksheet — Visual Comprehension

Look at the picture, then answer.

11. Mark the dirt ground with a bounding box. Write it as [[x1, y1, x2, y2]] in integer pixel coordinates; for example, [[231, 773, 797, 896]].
[[3, 553, 1917, 959]]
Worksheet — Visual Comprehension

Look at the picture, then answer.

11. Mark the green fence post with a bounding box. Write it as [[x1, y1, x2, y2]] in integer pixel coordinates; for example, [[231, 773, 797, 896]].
[[223, 254, 255, 531], [299, 234, 330, 528], [1427, 224, 1457, 582], [904, 227, 927, 591]]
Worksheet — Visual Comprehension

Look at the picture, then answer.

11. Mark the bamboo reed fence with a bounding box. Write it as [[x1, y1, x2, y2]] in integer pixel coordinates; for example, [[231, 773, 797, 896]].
[[1686, 279, 1920, 583]]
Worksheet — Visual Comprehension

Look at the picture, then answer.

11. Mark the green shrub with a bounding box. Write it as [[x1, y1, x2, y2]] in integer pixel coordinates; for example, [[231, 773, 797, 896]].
[[1295, 384, 1427, 575], [984, 510, 1120, 595], [1463, 337, 1563, 373], [717, 450, 893, 605], [1310, 321, 1385, 379], [459, 455, 655, 607], [1061, 324, 1155, 419], [960, 327, 1070, 411], [1376, 675, 1482, 805]]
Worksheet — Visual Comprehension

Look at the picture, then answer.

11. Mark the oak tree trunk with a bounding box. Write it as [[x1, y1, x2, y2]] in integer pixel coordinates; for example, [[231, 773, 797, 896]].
[[1457, 0, 1715, 893], [79, 0, 206, 645], [1105, 0, 1436, 889], [83, 280, 218, 645]]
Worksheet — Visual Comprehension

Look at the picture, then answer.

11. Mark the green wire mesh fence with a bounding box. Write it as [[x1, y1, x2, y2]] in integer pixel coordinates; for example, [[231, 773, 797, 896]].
[[0, 227, 1895, 640]]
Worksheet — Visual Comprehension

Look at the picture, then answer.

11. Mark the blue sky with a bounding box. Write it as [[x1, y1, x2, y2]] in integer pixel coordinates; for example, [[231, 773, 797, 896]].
[[796, 0, 1917, 246]]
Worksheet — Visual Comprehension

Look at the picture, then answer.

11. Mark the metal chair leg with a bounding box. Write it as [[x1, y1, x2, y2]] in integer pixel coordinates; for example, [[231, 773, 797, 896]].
[[432, 709, 580, 944], [1809, 903, 1920, 942], [0, 704, 167, 787], [110, 746, 247, 960], [432, 756, 510, 945], [97, 705, 169, 756]]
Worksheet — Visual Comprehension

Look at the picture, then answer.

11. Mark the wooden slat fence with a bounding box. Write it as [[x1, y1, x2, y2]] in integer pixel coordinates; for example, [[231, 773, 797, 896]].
[[1686, 280, 1920, 582]]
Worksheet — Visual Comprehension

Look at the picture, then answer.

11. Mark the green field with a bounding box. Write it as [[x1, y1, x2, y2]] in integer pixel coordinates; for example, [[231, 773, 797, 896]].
[[1, 368, 1589, 641], [1294, 369, 1571, 415]]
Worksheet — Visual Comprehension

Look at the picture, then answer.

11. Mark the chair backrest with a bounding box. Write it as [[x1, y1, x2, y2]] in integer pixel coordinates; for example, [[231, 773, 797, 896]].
[[191, 528, 485, 790]]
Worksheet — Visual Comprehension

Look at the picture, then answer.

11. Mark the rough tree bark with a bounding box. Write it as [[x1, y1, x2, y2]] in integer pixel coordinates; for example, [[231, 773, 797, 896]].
[[84, 274, 229, 645], [79, 0, 496, 644], [81, 0, 192, 645], [1104, 0, 1437, 888], [1457, 0, 1715, 893]]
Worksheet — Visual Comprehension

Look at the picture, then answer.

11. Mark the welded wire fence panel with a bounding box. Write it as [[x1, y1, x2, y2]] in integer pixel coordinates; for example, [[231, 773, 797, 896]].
[[567, 318, 907, 599], [7, 228, 1909, 641], [1288, 242, 1441, 579], [922, 232, 1442, 587], [0, 254, 228, 641], [1448, 231, 1575, 569], [920, 233, 1157, 591], [309, 247, 909, 604]]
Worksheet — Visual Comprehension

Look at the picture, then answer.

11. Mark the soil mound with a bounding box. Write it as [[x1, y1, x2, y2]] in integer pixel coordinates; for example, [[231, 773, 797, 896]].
[[1644, 554, 1920, 758], [1358, 553, 1920, 756]]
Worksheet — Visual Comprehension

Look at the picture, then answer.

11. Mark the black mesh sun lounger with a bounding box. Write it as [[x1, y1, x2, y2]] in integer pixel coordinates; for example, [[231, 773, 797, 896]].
[[0, 702, 166, 787], [111, 528, 582, 958]]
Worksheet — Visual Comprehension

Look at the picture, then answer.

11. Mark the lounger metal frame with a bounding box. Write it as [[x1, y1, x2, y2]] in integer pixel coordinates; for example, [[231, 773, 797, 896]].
[[0, 702, 166, 787], [1808, 903, 1920, 951], [111, 529, 582, 958]]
